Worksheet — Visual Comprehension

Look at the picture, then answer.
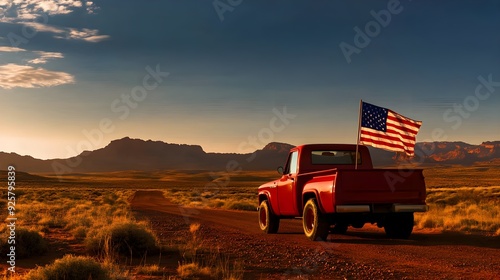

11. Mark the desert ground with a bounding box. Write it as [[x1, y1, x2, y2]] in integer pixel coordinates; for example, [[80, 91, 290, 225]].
[[1, 164, 500, 279]]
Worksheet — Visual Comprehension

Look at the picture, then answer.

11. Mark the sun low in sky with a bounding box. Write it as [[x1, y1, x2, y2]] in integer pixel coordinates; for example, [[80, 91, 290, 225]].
[[1, 1, 499, 159]]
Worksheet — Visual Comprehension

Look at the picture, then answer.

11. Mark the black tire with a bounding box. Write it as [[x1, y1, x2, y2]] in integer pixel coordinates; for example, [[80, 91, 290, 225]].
[[331, 223, 348, 234], [302, 199, 330, 241], [384, 213, 414, 239], [258, 200, 280, 234]]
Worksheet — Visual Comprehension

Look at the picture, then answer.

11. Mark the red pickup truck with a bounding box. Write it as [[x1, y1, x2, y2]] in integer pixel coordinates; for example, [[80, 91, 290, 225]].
[[257, 144, 427, 241]]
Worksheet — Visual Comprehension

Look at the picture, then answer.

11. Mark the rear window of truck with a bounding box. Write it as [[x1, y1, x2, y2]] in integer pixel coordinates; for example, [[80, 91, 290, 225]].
[[311, 150, 361, 165]]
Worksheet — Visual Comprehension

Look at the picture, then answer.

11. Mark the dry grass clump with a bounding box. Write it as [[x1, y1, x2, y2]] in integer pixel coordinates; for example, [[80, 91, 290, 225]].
[[179, 223, 203, 262], [187, 252, 244, 280], [85, 219, 159, 257], [24, 255, 112, 280], [0, 227, 48, 258]]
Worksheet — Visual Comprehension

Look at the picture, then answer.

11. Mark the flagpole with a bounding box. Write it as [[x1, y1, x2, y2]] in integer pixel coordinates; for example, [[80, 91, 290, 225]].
[[355, 99, 362, 169]]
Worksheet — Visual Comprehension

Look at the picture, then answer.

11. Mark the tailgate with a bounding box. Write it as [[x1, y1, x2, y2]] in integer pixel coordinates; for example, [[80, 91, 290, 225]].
[[335, 169, 426, 206]]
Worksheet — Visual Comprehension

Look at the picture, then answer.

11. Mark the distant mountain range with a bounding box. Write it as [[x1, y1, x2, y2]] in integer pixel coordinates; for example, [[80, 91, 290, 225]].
[[369, 141, 500, 166], [1, 137, 499, 174]]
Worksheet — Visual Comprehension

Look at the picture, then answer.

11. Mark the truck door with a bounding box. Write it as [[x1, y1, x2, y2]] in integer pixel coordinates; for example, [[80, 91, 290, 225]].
[[277, 150, 298, 215]]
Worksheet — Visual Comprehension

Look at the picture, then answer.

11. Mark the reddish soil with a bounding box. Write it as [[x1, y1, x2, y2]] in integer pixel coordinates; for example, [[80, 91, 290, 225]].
[[131, 191, 500, 280]]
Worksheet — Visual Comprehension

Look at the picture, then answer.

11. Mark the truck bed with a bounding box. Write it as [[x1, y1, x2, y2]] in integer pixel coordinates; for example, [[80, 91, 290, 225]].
[[333, 169, 426, 211]]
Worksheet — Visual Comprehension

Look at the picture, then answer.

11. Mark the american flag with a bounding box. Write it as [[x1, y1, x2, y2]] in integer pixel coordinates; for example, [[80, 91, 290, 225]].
[[359, 102, 422, 156]]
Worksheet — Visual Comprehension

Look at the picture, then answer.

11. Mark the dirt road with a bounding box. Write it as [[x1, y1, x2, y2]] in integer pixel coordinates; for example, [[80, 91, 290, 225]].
[[131, 191, 500, 279]]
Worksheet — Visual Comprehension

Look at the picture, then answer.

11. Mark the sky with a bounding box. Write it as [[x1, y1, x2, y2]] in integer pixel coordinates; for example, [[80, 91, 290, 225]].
[[0, 0, 499, 159]]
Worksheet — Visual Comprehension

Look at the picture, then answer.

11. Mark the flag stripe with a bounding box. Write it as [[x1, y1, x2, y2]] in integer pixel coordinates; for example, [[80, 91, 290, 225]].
[[388, 111, 422, 132], [360, 127, 416, 145], [385, 127, 417, 142], [387, 119, 420, 134], [360, 135, 415, 153], [387, 116, 422, 130], [360, 102, 421, 156], [386, 122, 419, 136], [360, 138, 407, 152]]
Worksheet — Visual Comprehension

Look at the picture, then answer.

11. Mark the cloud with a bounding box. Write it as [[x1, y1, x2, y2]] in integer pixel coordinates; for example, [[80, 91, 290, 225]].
[[53, 27, 110, 42], [85, 1, 97, 14], [0, 0, 109, 43], [22, 21, 67, 34], [0, 46, 26, 52], [0, 47, 63, 64], [19, 22, 109, 43], [1, 0, 87, 19], [28, 51, 64, 64], [67, 28, 109, 42], [0, 63, 74, 89], [36, 0, 79, 15]]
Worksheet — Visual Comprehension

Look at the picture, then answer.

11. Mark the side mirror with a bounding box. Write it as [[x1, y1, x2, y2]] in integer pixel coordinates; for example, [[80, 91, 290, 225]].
[[277, 166, 284, 175]]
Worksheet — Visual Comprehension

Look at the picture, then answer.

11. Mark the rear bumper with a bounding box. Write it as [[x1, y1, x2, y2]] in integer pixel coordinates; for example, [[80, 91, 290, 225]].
[[393, 204, 428, 212], [335, 204, 428, 213], [336, 205, 371, 213]]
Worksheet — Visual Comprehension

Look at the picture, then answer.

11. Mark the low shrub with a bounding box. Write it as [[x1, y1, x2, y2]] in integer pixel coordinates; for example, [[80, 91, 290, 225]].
[[39, 215, 66, 228], [24, 255, 110, 280], [0, 228, 48, 258], [71, 226, 88, 240], [209, 200, 225, 208], [86, 221, 158, 256]]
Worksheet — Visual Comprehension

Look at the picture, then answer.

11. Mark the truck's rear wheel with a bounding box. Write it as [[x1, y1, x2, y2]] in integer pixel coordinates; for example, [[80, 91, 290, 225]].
[[259, 200, 280, 234], [303, 199, 329, 241], [384, 213, 414, 239]]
